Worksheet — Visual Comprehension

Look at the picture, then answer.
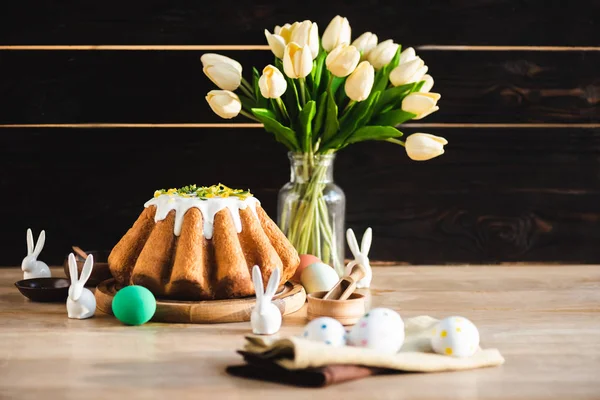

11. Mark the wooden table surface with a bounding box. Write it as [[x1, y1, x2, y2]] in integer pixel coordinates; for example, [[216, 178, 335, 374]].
[[1, 266, 599, 399]]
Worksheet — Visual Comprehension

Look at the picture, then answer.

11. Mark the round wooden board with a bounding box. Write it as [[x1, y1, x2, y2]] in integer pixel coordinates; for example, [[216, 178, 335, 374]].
[[95, 279, 306, 324]]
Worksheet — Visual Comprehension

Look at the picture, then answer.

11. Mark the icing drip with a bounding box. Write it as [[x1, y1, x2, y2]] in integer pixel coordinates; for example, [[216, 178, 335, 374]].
[[144, 194, 260, 239]]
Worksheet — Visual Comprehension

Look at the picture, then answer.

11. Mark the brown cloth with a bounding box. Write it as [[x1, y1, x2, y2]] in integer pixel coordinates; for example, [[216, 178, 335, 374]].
[[227, 352, 387, 387], [226, 316, 504, 387]]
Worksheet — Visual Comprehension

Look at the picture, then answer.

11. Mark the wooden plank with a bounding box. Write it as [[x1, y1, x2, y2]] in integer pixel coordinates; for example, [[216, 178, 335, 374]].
[[0, 0, 598, 45], [1, 266, 600, 399], [0, 127, 598, 265], [0, 50, 597, 124]]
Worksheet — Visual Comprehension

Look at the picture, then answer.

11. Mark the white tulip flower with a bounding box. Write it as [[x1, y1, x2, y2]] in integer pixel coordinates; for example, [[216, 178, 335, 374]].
[[258, 65, 287, 99], [345, 61, 375, 101], [401, 92, 441, 120], [399, 47, 417, 65], [283, 42, 313, 79], [405, 133, 448, 161], [278, 22, 299, 43], [322, 15, 351, 52], [419, 74, 434, 93], [264, 29, 286, 59], [389, 57, 428, 86], [205, 90, 242, 119], [326, 44, 360, 77], [352, 32, 378, 60], [367, 39, 400, 70], [203, 63, 241, 91], [200, 53, 242, 74], [290, 20, 319, 59]]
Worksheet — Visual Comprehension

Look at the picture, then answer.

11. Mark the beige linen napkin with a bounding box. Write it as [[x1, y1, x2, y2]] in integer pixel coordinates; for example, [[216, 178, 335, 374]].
[[242, 316, 504, 372]]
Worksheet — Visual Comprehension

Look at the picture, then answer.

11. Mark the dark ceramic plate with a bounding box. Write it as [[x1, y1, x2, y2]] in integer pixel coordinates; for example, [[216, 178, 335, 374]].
[[15, 278, 70, 302]]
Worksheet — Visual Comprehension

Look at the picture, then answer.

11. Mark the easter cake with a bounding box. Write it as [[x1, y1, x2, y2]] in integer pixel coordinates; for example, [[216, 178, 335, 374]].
[[108, 184, 300, 300]]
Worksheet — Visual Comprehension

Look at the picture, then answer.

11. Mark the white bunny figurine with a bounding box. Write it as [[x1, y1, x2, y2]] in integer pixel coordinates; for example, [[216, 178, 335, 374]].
[[251, 265, 282, 335], [67, 253, 96, 319], [345, 227, 373, 289], [21, 228, 51, 280]]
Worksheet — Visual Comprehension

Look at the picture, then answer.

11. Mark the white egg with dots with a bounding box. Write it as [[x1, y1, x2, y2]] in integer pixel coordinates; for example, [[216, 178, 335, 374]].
[[431, 316, 480, 358], [302, 317, 347, 347], [347, 308, 405, 354]]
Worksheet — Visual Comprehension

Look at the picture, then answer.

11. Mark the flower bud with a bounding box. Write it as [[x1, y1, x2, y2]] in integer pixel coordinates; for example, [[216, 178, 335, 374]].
[[345, 61, 375, 101], [399, 47, 417, 65], [283, 42, 313, 79], [201, 53, 242, 74], [352, 32, 378, 60], [401, 92, 441, 120], [258, 65, 287, 98], [264, 29, 286, 59], [290, 20, 319, 59], [205, 90, 241, 119], [405, 133, 447, 161], [367, 39, 399, 70], [389, 57, 428, 86], [322, 15, 351, 52], [326, 44, 360, 77], [419, 74, 434, 93], [203, 63, 241, 91]]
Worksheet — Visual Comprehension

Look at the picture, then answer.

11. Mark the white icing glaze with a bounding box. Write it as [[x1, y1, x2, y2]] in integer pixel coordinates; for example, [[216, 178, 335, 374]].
[[144, 194, 260, 239]]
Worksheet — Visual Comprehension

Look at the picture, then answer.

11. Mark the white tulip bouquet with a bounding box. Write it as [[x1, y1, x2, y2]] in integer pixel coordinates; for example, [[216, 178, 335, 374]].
[[201, 16, 448, 274]]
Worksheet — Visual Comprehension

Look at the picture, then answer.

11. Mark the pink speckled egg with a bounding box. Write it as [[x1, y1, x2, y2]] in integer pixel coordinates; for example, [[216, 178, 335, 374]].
[[292, 254, 322, 282], [347, 308, 405, 354]]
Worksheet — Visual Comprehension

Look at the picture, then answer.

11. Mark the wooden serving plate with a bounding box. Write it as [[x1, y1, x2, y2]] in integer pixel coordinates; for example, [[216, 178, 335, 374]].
[[95, 278, 306, 324]]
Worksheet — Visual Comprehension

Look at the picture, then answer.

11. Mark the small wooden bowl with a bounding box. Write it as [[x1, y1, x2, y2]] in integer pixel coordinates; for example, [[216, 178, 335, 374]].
[[14, 278, 70, 302], [306, 290, 366, 325], [63, 250, 112, 287]]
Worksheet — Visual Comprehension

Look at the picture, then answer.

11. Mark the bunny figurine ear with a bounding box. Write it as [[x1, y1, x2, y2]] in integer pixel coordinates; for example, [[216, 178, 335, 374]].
[[264, 267, 281, 300], [252, 265, 264, 301], [33, 230, 45, 257], [361, 227, 372, 255], [79, 254, 94, 286], [346, 228, 360, 257], [26, 229, 34, 255], [68, 253, 79, 283]]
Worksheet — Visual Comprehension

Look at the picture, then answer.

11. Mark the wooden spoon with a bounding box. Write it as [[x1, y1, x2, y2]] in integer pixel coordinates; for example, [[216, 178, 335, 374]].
[[322, 264, 365, 301], [72, 246, 89, 260]]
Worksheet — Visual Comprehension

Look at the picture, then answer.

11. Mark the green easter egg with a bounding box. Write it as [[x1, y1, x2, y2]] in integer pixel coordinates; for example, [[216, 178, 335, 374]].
[[112, 285, 157, 325]]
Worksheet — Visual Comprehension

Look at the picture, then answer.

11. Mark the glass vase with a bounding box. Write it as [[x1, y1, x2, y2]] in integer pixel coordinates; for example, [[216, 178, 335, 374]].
[[277, 152, 346, 276]]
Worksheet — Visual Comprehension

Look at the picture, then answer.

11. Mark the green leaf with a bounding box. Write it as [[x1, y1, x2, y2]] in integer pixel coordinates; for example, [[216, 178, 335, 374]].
[[298, 101, 316, 152], [252, 67, 268, 108], [345, 125, 404, 145], [251, 108, 300, 151], [313, 91, 328, 142], [331, 76, 345, 96], [321, 92, 381, 151], [375, 82, 415, 114], [372, 109, 416, 126], [413, 80, 425, 93], [311, 51, 327, 97], [321, 86, 339, 145]]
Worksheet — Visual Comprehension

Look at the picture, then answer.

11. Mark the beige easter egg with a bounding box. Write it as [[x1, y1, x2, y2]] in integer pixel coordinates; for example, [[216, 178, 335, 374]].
[[300, 262, 339, 294]]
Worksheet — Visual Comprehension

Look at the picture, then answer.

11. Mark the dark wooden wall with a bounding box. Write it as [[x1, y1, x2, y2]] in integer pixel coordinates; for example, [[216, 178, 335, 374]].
[[0, 0, 598, 266]]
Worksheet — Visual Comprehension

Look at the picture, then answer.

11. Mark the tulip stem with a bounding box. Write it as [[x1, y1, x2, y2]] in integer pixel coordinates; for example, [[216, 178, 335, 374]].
[[241, 77, 254, 93], [239, 84, 255, 101], [386, 138, 405, 147], [298, 78, 307, 106], [240, 109, 259, 122], [343, 100, 356, 115], [276, 98, 290, 122]]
